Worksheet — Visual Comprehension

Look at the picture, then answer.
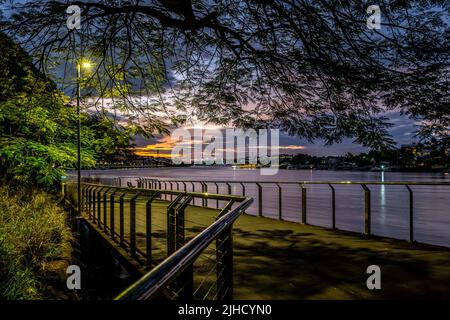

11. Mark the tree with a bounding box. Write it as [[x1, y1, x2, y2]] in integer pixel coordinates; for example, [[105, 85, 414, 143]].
[[0, 33, 135, 188], [1, 1, 449, 149]]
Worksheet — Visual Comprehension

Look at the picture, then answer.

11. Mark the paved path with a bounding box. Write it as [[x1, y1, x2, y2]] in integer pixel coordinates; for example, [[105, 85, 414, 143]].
[[86, 193, 450, 299]]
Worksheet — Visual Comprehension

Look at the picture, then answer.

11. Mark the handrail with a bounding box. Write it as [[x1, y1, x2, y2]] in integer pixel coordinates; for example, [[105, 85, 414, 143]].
[[136, 179, 450, 186], [115, 197, 254, 300], [81, 182, 247, 201], [130, 177, 450, 246]]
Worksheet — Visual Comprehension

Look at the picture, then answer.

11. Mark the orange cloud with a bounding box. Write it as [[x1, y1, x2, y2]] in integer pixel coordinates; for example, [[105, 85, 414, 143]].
[[280, 145, 305, 150], [134, 151, 173, 158]]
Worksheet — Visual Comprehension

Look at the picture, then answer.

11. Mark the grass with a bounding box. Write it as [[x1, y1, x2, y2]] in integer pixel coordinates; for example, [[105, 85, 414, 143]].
[[0, 186, 73, 300]]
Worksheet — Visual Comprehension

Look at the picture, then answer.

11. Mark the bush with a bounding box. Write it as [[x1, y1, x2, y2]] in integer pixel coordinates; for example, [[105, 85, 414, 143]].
[[0, 186, 73, 300]]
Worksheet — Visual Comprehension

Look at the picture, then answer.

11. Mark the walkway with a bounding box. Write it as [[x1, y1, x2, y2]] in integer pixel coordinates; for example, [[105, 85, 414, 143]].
[[83, 194, 450, 299]]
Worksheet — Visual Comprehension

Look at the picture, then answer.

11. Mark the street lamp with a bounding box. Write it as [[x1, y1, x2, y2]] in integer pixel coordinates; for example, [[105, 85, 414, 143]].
[[76, 58, 92, 214]]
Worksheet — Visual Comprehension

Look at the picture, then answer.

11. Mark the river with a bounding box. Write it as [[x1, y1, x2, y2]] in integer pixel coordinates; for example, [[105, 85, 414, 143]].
[[79, 167, 450, 247]]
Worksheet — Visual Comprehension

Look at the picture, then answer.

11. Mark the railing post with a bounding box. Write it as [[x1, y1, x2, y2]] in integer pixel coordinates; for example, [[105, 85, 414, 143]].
[[90, 186, 96, 220], [301, 184, 307, 224], [146, 193, 159, 269], [329, 184, 336, 230], [83, 185, 90, 214], [119, 193, 126, 247], [86, 186, 92, 219], [276, 183, 282, 220], [226, 183, 232, 195], [256, 183, 263, 217], [204, 182, 208, 207], [110, 191, 116, 239], [92, 186, 97, 223], [361, 184, 371, 235], [406, 185, 414, 242], [97, 187, 104, 228], [169, 182, 174, 201], [216, 226, 233, 300], [103, 188, 110, 232], [190, 182, 196, 204], [214, 183, 219, 208], [130, 192, 140, 257], [240, 182, 245, 196], [175, 196, 193, 250], [216, 201, 234, 300], [80, 185, 85, 213], [167, 194, 185, 255]]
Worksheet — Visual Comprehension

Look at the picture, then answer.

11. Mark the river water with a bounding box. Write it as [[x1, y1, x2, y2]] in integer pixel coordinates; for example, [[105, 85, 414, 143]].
[[80, 167, 450, 247]]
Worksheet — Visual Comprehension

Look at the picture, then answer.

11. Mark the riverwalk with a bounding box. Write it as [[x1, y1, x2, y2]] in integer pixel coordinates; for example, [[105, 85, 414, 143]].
[[80, 190, 450, 300]]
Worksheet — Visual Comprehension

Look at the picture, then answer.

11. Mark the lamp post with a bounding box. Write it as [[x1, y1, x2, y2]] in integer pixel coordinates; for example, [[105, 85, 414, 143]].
[[76, 59, 92, 214]]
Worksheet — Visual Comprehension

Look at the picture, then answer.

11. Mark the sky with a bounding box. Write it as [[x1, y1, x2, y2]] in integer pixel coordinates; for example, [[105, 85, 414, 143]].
[[134, 111, 419, 158]]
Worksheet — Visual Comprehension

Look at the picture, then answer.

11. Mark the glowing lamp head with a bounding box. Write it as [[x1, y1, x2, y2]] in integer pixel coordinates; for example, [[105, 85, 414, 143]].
[[78, 59, 93, 71], [81, 60, 92, 70]]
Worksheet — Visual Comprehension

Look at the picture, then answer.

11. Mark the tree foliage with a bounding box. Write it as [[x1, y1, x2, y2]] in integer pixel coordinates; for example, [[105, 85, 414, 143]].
[[2, 0, 448, 149], [0, 33, 135, 188]]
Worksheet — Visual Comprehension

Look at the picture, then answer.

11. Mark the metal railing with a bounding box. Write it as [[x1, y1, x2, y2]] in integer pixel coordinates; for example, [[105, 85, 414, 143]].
[[64, 182, 253, 300], [131, 178, 450, 244], [115, 198, 253, 300]]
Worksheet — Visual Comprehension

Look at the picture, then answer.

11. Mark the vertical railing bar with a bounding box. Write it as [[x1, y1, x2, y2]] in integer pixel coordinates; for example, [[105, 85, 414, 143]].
[[190, 182, 195, 205], [329, 184, 336, 230], [175, 196, 193, 250], [86, 186, 92, 219], [214, 183, 219, 208], [119, 192, 126, 247], [256, 183, 263, 217], [110, 190, 117, 239], [130, 192, 140, 257], [92, 186, 97, 223], [90, 186, 96, 220], [226, 183, 232, 195], [103, 187, 111, 233], [169, 182, 174, 201], [301, 184, 307, 224], [97, 187, 105, 228], [276, 183, 282, 220], [240, 182, 245, 197], [215, 200, 235, 301], [361, 184, 371, 236], [167, 194, 186, 255], [406, 185, 414, 242], [146, 192, 159, 269], [81, 186, 86, 214]]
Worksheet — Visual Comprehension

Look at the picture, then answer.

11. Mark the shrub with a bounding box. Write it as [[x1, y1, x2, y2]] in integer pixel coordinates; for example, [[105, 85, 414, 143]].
[[0, 186, 73, 300]]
